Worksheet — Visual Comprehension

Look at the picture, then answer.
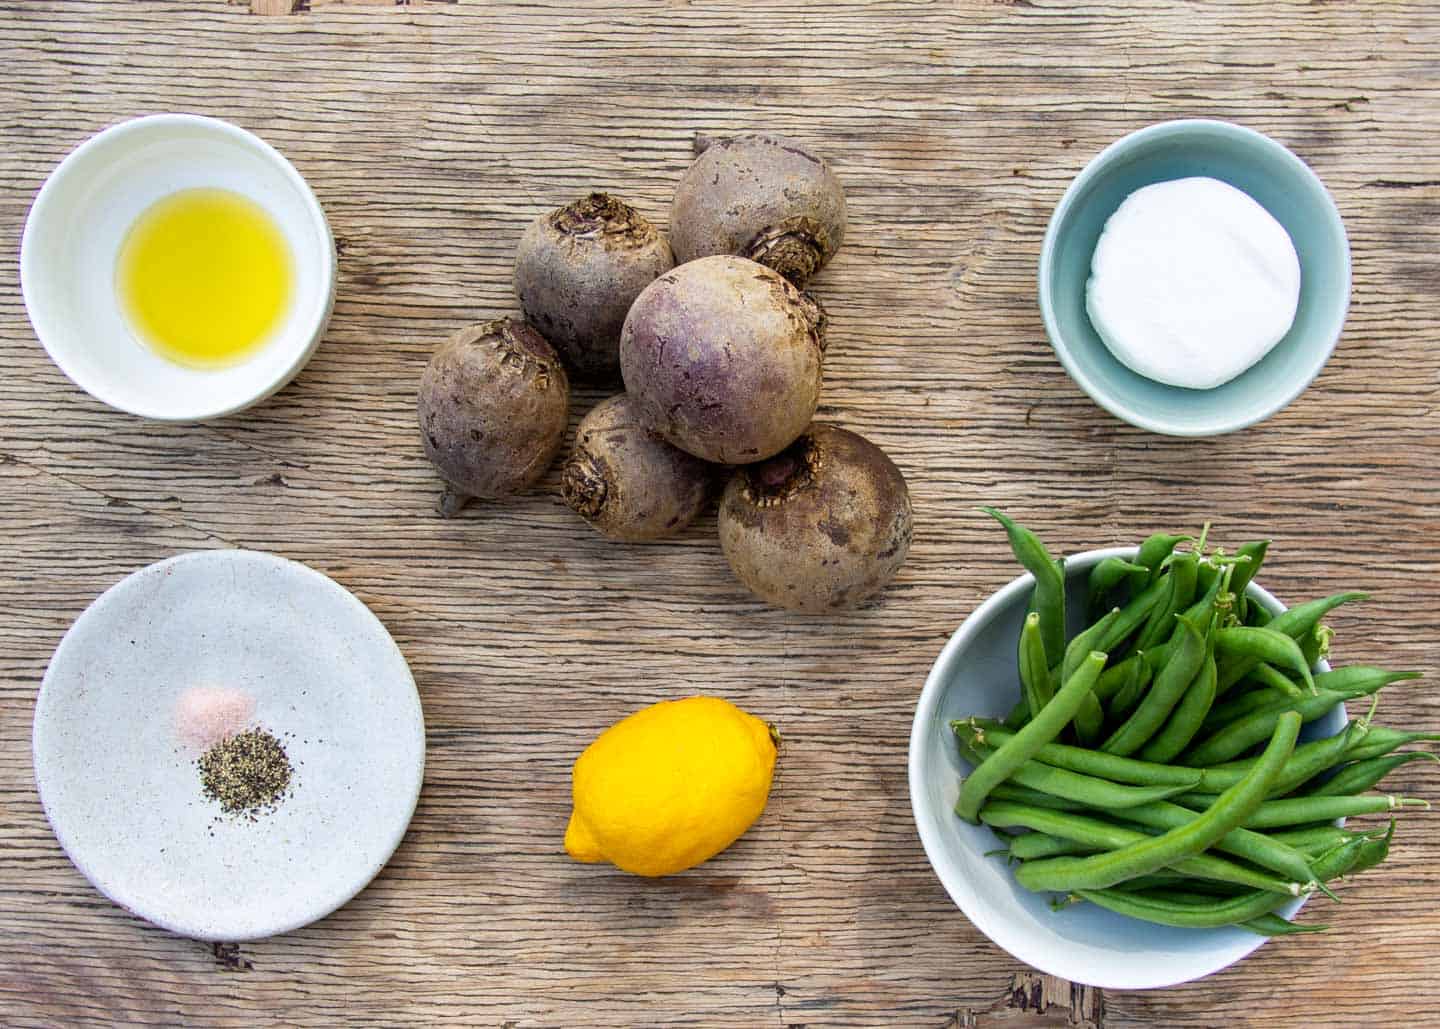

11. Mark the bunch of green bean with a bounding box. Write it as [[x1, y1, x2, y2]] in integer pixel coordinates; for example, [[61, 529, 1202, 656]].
[[952, 509, 1433, 935]]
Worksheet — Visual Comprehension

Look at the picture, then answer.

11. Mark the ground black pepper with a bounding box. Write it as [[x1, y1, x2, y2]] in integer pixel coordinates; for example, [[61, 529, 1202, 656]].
[[197, 728, 293, 817]]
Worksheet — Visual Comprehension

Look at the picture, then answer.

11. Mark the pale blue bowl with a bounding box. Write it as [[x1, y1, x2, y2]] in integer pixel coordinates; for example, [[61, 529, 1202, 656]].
[[1039, 120, 1350, 436]]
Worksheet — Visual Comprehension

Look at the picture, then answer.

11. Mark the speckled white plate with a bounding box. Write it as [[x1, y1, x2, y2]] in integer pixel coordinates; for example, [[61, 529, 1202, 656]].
[[33, 549, 425, 941]]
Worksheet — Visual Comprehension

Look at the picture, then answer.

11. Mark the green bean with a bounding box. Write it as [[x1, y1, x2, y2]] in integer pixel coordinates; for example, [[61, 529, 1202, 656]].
[[979, 802, 1302, 895], [1061, 614, 1113, 746], [1072, 693, 1105, 747], [1184, 566, 1226, 626], [1269, 825, 1358, 853], [984, 508, 1066, 665], [1012, 593, 1044, 726], [1000, 697, 1031, 730], [1242, 913, 1329, 936], [1346, 725, 1440, 762], [1207, 665, 1414, 736], [1308, 752, 1440, 797], [1215, 592, 1367, 694], [1214, 626, 1316, 694], [1110, 800, 1319, 885], [1077, 887, 1286, 931], [1301, 829, 1376, 880], [1102, 614, 1207, 757], [1106, 657, 1152, 723], [1139, 644, 1218, 763], [1090, 556, 1145, 594], [1141, 571, 1226, 672], [1179, 720, 1364, 799], [955, 651, 1108, 824], [1188, 697, 1343, 766], [1097, 578, 1169, 654], [973, 718, 1357, 799], [968, 720, 1207, 788], [1183, 669, 1421, 766], [1227, 540, 1270, 623], [1088, 557, 1146, 616], [1257, 721, 1363, 796], [1063, 608, 1121, 684], [1017, 612, 1051, 724], [1118, 873, 1246, 897], [1300, 624, 1334, 669], [1014, 712, 1302, 892], [960, 732, 1200, 809], [1173, 791, 1427, 829], [1007, 832, 1103, 861], [969, 729, 1339, 884], [1246, 599, 1274, 628], [1247, 661, 1306, 699], [1195, 558, 1220, 600], [1130, 532, 1189, 592], [1201, 686, 1287, 735], [1271, 592, 1367, 637], [987, 782, 1084, 811], [1265, 822, 1394, 868], [1135, 552, 1199, 652], [1074, 832, 1366, 929], [1094, 652, 1149, 703], [1178, 566, 1224, 635], [1351, 819, 1396, 873]]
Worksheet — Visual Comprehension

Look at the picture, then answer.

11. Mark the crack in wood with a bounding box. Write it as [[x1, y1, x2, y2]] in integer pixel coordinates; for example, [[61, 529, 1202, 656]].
[[959, 972, 1103, 1027], [247, 0, 458, 12], [210, 942, 254, 972]]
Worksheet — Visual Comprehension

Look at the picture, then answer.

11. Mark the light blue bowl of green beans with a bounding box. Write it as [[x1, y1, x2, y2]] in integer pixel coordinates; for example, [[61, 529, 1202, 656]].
[[907, 548, 1341, 989], [1039, 120, 1351, 436]]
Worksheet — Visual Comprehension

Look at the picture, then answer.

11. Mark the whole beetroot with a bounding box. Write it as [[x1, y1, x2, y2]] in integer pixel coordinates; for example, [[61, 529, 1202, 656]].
[[418, 318, 570, 517], [562, 394, 715, 542], [619, 255, 826, 465], [670, 134, 846, 286], [513, 193, 674, 382], [718, 423, 912, 613]]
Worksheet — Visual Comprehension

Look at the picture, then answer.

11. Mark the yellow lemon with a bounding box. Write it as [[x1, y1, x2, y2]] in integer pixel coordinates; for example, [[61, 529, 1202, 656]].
[[564, 696, 778, 877]]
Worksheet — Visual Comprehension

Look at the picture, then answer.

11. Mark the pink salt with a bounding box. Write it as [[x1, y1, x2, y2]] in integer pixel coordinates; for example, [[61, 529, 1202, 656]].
[[174, 686, 255, 750]]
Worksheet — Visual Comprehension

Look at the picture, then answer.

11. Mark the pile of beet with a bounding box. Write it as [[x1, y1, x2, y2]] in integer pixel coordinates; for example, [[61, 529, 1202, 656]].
[[416, 134, 913, 613]]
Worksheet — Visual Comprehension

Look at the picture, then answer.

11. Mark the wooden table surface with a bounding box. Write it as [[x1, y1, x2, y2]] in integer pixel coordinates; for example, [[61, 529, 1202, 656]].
[[4, 1, 1439, 1025]]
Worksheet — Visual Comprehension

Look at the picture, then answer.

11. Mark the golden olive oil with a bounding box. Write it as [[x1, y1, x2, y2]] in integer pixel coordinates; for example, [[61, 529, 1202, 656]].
[[116, 188, 293, 369]]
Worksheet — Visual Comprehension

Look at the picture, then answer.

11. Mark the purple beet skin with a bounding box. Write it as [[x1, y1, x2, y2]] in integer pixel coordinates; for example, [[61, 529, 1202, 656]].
[[619, 255, 826, 465], [418, 318, 570, 517], [718, 423, 912, 613], [670, 133, 846, 286]]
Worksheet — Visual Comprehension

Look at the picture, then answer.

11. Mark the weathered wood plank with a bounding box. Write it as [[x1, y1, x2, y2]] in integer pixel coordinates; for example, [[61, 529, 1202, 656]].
[[1, 1, 1438, 1025]]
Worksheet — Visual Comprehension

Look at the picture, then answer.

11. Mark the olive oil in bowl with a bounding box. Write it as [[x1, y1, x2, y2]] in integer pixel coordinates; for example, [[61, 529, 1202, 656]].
[[116, 188, 294, 369]]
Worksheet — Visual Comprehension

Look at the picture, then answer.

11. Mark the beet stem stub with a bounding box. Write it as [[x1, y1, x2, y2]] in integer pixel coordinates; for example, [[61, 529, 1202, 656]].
[[550, 193, 650, 245], [743, 217, 829, 286], [759, 456, 796, 489], [744, 434, 819, 506], [561, 451, 608, 520]]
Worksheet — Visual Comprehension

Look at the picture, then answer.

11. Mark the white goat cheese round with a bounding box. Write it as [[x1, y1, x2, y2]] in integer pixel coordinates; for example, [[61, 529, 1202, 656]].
[[1085, 177, 1301, 390]]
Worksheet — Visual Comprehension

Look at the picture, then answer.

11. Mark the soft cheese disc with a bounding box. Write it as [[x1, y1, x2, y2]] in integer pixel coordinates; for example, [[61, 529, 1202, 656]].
[[1086, 177, 1301, 390]]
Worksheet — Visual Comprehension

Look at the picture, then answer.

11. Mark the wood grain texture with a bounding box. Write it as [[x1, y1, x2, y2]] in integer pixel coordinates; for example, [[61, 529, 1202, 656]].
[[2, 0, 1439, 1025]]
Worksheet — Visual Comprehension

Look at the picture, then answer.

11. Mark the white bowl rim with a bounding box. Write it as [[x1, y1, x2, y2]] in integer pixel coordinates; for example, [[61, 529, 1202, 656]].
[[19, 113, 337, 422], [1037, 118, 1352, 438], [907, 544, 1335, 989]]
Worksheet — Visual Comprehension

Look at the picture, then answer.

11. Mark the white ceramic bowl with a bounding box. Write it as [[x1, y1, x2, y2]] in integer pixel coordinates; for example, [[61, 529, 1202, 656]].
[[20, 114, 336, 421], [908, 547, 1343, 989]]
